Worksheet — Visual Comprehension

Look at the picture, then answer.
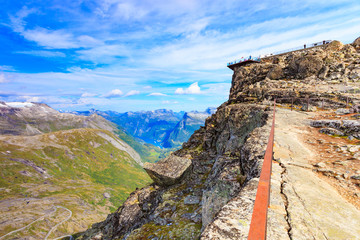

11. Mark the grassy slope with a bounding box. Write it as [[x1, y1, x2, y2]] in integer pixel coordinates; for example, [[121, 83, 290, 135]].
[[114, 129, 176, 163], [0, 128, 151, 238]]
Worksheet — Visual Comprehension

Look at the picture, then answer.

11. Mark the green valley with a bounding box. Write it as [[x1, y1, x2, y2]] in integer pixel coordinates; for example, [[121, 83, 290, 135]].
[[0, 103, 152, 239]]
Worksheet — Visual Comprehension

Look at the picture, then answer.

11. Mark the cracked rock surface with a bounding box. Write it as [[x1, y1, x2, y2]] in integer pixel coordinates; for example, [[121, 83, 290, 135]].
[[271, 108, 360, 239]]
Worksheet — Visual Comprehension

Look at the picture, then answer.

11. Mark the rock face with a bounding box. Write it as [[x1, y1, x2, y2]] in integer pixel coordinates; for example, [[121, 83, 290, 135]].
[[201, 178, 259, 239], [311, 119, 360, 139], [143, 155, 192, 186], [80, 185, 163, 240], [80, 36, 360, 239]]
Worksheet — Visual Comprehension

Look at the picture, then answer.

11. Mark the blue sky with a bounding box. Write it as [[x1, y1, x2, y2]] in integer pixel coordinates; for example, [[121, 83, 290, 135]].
[[0, 0, 360, 112]]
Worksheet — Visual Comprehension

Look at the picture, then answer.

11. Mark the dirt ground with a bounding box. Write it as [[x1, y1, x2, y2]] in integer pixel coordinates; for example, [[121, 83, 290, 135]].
[[301, 111, 360, 209]]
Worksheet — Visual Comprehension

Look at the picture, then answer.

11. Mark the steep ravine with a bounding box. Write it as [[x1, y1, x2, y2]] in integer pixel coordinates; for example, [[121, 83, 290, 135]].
[[80, 37, 360, 239]]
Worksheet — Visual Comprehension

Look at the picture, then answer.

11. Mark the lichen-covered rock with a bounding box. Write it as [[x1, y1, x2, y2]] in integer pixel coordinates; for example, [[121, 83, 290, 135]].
[[79, 185, 163, 240], [288, 55, 324, 79], [267, 65, 284, 80], [144, 154, 192, 186], [310, 120, 341, 129], [201, 178, 259, 239], [335, 108, 351, 115], [319, 128, 345, 136]]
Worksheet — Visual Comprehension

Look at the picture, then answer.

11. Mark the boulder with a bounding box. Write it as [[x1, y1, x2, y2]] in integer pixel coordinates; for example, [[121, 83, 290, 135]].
[[352, 36, 360, 50], [288, 55, 323, 79], [319, 128, 344, 136], [267, 65, 284, 80], [311, 120, 360, 139], [310, 120, 341, 129], [144, 155, 192, 186], [325, 40, 344, 51]]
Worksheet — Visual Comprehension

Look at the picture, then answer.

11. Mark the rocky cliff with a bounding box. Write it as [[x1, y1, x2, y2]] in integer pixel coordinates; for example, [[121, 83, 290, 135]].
[[79, 37, 360, 239]]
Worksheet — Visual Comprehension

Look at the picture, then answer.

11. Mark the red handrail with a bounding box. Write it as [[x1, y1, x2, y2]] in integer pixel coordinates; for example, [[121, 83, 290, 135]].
[[248, 100, 276, 240]]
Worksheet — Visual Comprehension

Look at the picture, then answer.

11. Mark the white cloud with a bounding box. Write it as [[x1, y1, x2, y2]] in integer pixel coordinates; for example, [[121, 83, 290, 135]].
[[103, 89, 123, 98], [22, 27, 79, 49], [162, 100, 179, 104], [124, 90, 140, 97], [9, 6, 37, 33], [77, 44, 129, 64], [81, 92, 97, 97], [148, 92, 167, 96], [16, 50, 66, 58], [175, 82, 201, 95], [10, 8, 102, 50], [0, 74, 6, 83], [24, 96, 41, 102], [77, 35, 102, 47], [0, 65, 16, 71], [114, 2, 148, 20]]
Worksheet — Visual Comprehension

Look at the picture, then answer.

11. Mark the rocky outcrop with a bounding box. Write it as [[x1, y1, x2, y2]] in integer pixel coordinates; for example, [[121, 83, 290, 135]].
[[229, 38, 360, 108], [79, 185, 163, 240], [288, 54, 324, 79], [143, 155, 192, 186], [311, 119, 360, 139]]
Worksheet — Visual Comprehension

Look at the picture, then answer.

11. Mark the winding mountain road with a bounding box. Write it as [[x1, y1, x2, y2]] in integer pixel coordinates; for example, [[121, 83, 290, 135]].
[[45, 206, 72, 240], [0, 205, 72, 240]]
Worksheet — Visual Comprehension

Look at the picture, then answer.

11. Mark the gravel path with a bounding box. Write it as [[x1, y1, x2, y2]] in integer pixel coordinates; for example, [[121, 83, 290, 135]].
[[45, 206, 72, 240], [0, 205, 72, 240]]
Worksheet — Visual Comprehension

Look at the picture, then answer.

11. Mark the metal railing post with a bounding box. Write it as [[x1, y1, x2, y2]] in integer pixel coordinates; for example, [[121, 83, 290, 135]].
[[306, 96, 309, 111]]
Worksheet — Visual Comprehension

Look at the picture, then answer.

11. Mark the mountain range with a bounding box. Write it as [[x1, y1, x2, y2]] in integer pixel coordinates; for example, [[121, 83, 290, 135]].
[[0, 102, 215, 238], [74, 107, 216, 149], [0, 102, 150, 239]]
